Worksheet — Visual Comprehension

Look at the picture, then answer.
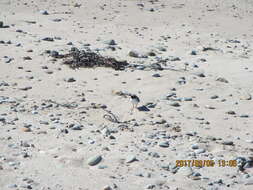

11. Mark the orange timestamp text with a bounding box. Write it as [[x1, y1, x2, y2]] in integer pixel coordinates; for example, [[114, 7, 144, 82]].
[[176, 160, 237, 167]]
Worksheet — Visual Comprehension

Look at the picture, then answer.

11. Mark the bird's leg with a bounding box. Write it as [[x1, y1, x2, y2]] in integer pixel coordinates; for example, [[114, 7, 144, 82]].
[[131, 104, 134, 113]]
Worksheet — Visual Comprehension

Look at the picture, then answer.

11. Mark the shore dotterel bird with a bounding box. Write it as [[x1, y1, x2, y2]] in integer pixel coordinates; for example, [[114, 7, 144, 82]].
[[130, 94, 140, 112]]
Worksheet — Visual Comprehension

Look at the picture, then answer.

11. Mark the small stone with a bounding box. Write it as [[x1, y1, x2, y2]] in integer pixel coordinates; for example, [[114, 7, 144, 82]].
[[146, 184, 155, 189], [8, 184, 17, 188], [50, 50, 59, 57], [159, 141, 170, 148], [21, 127, 31, 132], [210, 95, 219, 99], [170, 102, 180, 107], [226, 110, 236, 115], [240, 114, 249, 118], [42, 37, 54, 42], [103, 185, 112, 190], [216, 77, 229, 83], [125, 155, 137, 163], [178, 167, 193, 177], [194, 149, 205, 154], [104, 39, 116, 45], [71, 124, 83, 130], [65, 77, 76, 82], [190, 50, 197, 55], [244, 179, 253, 185], [0, 21, 3, 28], [129, 50, 147, 58], [222, 140, 234, 145], [194, 71, 205, 77], [157, 46, 167, 51], [191, 144, 199, 149], [240, 93, 252, 100], [150, 63, 163, 70], [87, 155, 102, 166], [152, 73, 161, 77], [40, 10, 49, 15], [23, 56, 32, 60]]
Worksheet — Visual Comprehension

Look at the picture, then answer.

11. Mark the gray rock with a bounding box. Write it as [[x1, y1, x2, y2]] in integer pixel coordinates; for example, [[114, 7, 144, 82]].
[[150, 63, 163, 70], [240, 114, 249, 118], [159, 141, 170, 148], [222, 140, 234, 145], [190, 50, 197, 55], [65, 77, 76, 82], [178, 167, 193, 177], [104, 39, 116, 45], [87, 155, 102, 166], [40, 10, 49, 15], [194, 71, 205, 77], [129, 50, 147, 58], [210, 95, 219, 99], [170, 102, 180, 107], [103, 185, 112, 190], [152, 73, 161, 77], [191, 144, 199, 149], [71, 124, 83, 130], [194, 148, 206, 154], [157, 46, 167, 51], [226, 110, 236, 115], [216, 77, 229, 83], [42, 37, 54, 41], [125, 155, 137, 163]]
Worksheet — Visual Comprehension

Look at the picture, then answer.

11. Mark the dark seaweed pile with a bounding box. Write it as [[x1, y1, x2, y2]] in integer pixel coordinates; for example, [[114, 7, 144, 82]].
[[62, 47, 129, 70]]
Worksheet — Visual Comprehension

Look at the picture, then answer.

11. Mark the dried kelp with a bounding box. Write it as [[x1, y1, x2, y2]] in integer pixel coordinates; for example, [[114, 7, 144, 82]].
[[62, 47, 129, 70]]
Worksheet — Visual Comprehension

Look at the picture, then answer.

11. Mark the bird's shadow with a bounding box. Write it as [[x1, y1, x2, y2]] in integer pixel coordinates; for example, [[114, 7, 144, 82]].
[[137, 105, 150, 112]]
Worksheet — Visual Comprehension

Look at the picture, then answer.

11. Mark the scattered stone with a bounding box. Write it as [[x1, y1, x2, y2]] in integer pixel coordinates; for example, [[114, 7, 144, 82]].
[[240, 93, 252, 100], [42, 37, 54, 42], [21, 127, 31, 132], [65, 77, 76, 82], [222, 140, 234, 145], [104, 39, 116, 45], [152, 73, 161, 77], [103, 185, 112, 190], [216, 77, 229, 83], [40, 10, 49, 15], [194, 149, 206, 154], [159, 141, 169, 148], [170, 102, 180, 107], [125, 155, 137, 163], [128, 50, 147, 58], [87, 155, 102, 166]]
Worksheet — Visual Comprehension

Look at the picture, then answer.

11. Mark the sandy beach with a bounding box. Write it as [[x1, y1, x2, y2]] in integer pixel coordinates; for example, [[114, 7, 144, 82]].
[[1, 0, 253, 189]]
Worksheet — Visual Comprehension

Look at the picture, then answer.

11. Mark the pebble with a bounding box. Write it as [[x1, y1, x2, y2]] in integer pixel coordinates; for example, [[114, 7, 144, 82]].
[[191, 144, 199, 149], [104, 39, 116, 45], [222, 140, 234, 145], [152, 73, 161, 77], [178, 167, 193, 177], [240, 93, 252, 100], [42, 37, 54, 42], [21, 127, 31, 132], [125, 155, 137, 163], [87, 155, 102, 166], [159, 141, 170, 148], [170, 102, 180, 107], [103, 185, 112, 190], [40, 10, 49, 15], [128, 50, 147, 58], [65, 77, 76, 82], [194, 148, 206, 154], [216, 77, 229, 83]]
